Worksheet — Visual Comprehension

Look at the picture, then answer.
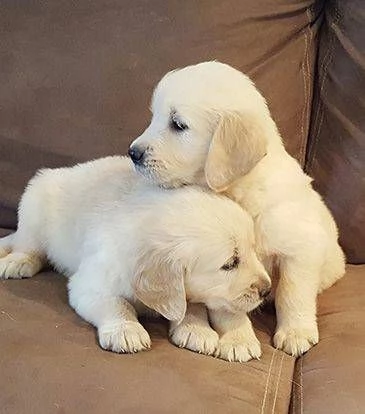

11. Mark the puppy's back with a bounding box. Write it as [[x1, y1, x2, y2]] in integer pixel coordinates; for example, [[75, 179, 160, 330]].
[[132, 185, 253, 250]]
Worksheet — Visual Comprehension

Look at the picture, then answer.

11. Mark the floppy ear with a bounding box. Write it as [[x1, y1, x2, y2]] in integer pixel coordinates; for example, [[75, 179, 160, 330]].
[[134, 252, 187, 323], [205, 111, 268, 192]]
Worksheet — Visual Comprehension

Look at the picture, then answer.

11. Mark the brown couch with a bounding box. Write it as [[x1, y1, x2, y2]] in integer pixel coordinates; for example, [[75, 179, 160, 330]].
[[0, 1, 364, 413]]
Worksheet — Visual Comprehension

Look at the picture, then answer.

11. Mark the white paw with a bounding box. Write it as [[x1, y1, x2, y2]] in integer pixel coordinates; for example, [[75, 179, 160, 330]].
[[98, 321, 151, 354], [170, 323, 219, 356], [0, 253, 42, 279], [274, 325, 319, 356], [216, 329, 262, 362]]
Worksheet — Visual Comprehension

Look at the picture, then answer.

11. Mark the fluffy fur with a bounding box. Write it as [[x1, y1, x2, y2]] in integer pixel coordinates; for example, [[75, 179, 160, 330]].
[[0, 156, 270, 361], [129, 61, 346, 356]]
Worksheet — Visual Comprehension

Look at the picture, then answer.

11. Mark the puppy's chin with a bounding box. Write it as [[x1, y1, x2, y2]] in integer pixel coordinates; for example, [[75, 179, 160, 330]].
[[206, 298, 263, 314], [134, 162, 189, 189], [230, 300, 263, 314]]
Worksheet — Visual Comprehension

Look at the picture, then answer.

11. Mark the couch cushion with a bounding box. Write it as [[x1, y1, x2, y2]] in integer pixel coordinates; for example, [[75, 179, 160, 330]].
[[0, 0, 321, 228], [290, 265, 365, 413], [0, 227, 295, 414], [305, 0, 365, 263]]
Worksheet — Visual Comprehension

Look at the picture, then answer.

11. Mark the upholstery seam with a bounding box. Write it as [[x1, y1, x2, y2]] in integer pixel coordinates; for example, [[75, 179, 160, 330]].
[[311, 5, 337, 139], [309, 12, 334, 167], [290, 358, 306, 414], [300, 357, 303, 414], [292, 363, 296, 414], [311, 29, 332, 140], [261, 348, 277, 414], [311, 39, 335, 166], [271, 352, 285, 414], [299, 7, 312, 166], [299, 25, 309, 165], [310, 6, 341, 169]]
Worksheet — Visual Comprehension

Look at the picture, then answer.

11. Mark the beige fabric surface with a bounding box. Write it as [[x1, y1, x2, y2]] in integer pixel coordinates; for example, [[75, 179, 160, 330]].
[[0, 231, 295, 414]]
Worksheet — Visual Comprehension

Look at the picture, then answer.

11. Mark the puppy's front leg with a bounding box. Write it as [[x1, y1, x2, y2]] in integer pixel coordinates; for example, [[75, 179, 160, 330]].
[[68, 271, 151, 354], [210, 309, 261, 362], [274, 257, 319, 357], [169, 303, 219, 356]]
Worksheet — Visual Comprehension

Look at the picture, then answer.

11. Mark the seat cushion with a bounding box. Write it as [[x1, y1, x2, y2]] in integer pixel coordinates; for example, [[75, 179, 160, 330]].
[[290, 264, 365, 414], [0, 227, 295, 414]]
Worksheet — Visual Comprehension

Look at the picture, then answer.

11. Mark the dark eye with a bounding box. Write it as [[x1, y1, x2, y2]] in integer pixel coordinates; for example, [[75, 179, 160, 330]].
[[221, 255, 240, 271], [170, 115, 188, 132]]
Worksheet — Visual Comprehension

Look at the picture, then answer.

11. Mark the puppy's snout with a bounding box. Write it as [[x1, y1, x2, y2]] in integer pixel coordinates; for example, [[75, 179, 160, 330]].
[[250, 277, 271, 299], [128, 146, 145, 164]]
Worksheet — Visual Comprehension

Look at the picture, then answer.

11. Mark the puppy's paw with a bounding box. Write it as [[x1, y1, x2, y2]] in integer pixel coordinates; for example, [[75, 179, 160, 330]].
[[170, 323, 219, 356], [216, 329, 262, 362], [0, 253, 42, 279], [99, 321, 151, 354], [274, 325, 319, 356]]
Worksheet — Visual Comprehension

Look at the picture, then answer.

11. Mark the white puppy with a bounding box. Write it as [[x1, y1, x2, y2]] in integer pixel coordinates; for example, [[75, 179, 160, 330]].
[[129, 61, 346, 356], [0, 156, 270, 361]]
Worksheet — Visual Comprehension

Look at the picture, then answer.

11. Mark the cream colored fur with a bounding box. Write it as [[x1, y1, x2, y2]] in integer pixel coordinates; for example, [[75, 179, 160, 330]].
[[0, 156, 270, 361], [130, 61, 346, 356]]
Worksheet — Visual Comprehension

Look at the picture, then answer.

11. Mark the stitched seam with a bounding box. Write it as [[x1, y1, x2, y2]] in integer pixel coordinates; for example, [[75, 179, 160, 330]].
[[311, 5, 337, 140], [261, 349, 277, 414], [311, 33, 332, 140], [311, 42, 335, 166], [299, 29, 308, 165], [299, 8, 312, 166], [309, 17, 334, 167], [300, 358, 303, 414], [271, 352, 285, 414], [291, 369, 304, 414], [310, 6, 341, 169], [304, 8, 313, 164], [293, 367, 296, 414]]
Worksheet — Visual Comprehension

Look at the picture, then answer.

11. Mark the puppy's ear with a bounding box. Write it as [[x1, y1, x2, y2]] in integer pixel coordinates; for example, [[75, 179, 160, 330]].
[[134, 253, 187, 323], [205, 112, 268, 192]]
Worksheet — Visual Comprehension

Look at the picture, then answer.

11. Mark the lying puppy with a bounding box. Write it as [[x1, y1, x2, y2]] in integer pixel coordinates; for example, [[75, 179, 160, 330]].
[[0, 156, 270, 361], [129, 61, 346, 356]]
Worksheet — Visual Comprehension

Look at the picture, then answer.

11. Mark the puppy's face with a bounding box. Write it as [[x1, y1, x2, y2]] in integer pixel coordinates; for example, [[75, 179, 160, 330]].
[[184, 211, 270, 314], [129, 96, 215, 188], [134, 193, 271, 322], [129, 61, 269, 192]]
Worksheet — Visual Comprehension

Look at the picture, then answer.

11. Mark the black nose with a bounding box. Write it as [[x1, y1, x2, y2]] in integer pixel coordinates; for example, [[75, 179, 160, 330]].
[[128, 146, 145, 164], [259, 287, 271, 299]]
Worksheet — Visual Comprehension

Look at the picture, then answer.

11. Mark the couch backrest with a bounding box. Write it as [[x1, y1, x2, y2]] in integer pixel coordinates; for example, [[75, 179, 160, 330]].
[[0, 1, 362, 263], [306, 0, 364, 264]]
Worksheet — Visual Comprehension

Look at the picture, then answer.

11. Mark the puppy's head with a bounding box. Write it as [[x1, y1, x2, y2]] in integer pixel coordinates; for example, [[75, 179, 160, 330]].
[[129, 61, 276, 191], [133, 189, 271, 322]]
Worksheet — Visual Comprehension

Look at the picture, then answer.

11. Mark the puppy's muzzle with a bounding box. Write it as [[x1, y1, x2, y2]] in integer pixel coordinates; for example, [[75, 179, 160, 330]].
[[250, 277, 271, 299], [128, 145, 145, 165]]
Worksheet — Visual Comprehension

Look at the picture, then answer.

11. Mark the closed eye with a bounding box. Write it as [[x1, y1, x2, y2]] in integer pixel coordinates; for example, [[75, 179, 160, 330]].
[[170, 112, 188, 132], [221, 254, 240, 271]]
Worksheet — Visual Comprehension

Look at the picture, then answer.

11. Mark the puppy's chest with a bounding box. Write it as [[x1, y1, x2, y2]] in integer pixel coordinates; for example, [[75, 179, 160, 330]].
[[133, 300, 161, 319]]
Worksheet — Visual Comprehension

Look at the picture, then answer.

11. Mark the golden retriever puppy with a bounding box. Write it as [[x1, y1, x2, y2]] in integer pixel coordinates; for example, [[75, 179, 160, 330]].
[[129, 61, 346, 356], [0, 156, 270, 361]]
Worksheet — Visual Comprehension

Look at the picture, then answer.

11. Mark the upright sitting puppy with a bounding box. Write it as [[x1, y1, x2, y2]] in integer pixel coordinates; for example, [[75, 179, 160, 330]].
[[129, 61, 346, 356], [0, 156, 270, 361]]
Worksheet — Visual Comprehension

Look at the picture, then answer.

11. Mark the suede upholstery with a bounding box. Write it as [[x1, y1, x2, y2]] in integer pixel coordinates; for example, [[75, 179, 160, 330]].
[[0, 1, 363, 412]]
